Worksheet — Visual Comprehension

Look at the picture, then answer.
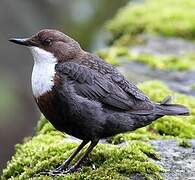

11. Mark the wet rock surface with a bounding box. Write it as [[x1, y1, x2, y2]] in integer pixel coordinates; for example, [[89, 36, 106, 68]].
[[118, 37, 195, 179], [118, 35, 195, 96], [150, 140, 195, 180], [130, 35, 195, 56], [65, 137, 195, 180], [118, 62, 195, 96]]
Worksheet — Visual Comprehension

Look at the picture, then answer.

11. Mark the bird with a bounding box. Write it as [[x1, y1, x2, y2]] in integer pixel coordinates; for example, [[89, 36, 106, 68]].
[[9, 29, 189, 176]]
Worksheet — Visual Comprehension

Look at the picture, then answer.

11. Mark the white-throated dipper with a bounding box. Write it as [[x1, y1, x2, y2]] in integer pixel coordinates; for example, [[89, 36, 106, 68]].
[[9, 29, 190, 176]]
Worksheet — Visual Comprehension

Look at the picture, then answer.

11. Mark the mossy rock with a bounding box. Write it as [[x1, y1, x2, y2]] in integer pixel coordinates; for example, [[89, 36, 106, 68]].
[[97, 46, 195, 71], [103, 0, 195, 71], [106, 0, 195, 42], [2, 81, 195, 179], [2, 132, 163, 179]]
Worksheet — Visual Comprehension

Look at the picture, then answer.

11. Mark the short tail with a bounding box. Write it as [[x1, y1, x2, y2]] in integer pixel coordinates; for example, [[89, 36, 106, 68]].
[[155, 96, 190, 116]]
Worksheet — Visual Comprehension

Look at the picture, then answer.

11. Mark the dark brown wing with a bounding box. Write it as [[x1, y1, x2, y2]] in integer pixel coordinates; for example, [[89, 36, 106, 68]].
[[79, 54, 149, 101], [56, 62, 154, 112]]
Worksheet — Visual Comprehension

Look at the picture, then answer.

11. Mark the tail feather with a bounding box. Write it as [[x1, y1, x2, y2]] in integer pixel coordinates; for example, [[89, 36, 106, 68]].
[[155, 104, 189, 116], [129, 96, 190, 116], [124, 96, 190, 131], [156, 96, 190, 116], [160, 96, 172, 105]]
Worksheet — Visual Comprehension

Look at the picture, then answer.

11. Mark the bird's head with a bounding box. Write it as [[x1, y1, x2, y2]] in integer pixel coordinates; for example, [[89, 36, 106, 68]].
[[9, 29, 82, 63]]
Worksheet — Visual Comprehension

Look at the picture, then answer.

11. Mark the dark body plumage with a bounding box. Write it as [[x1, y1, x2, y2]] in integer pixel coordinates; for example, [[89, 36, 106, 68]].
[[37, 54, 160, 140], [37, 52, 188, 140], [10, 29, 189, 175]]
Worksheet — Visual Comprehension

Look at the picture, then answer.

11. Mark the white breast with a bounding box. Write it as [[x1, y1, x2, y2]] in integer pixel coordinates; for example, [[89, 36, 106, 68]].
[[30, 47, 57, 98]]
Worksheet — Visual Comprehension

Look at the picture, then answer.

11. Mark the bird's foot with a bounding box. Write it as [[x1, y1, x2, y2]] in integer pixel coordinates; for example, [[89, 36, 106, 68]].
[[53, 162, 69, 172], [34, 169, 65, 177], [34, 166, 78, 177]]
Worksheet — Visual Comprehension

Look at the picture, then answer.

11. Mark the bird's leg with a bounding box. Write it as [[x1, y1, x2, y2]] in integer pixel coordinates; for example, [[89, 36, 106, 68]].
[[54, 140, 89, 171], [35, 140, 89, 177], [63, 139, 99, 174]]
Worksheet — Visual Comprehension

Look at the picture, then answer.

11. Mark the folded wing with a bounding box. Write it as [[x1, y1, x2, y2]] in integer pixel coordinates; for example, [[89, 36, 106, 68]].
[[56, 62, 154, 112]]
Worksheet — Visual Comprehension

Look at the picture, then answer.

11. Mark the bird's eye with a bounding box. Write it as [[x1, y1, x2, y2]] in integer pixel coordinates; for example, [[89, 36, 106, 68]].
[[43, 38, 52, 45]]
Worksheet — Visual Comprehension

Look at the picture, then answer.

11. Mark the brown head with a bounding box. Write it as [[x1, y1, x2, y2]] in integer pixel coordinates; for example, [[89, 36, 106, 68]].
[[9, 29, 83, 61]]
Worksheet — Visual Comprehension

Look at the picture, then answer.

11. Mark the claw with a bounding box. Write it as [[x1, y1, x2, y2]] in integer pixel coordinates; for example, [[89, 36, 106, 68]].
[[34, 169, 66, 177], [54, 163, 68, 172], [33, 166, 78, 177]]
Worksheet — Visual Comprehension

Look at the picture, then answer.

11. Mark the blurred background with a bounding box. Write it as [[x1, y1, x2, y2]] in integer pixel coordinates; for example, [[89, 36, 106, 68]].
[[0, 0, 129, 172]]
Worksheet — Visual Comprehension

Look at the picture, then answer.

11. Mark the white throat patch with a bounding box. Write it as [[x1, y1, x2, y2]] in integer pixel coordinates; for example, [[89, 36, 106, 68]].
[[30, 47, 57, 98]]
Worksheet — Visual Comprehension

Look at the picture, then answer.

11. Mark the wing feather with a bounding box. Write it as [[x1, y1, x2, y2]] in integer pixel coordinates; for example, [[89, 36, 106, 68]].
[[56, 62, 153, 111]]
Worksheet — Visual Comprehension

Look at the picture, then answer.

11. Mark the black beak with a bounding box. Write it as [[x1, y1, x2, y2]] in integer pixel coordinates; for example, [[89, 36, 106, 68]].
[[9, 38, 33, 46]]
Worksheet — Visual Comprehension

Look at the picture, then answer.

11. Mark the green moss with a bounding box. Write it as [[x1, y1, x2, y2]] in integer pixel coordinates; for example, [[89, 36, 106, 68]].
[[2, 132, 163, 179], [36, 115, 49, 133], [107, 128, 161, 145], [101, 1, 195, 71], [106, 0, 195, 42], [98, 46, 195, 71], [97, 46, 129, 65], [128, 53, 195, 71], [177, 139, 192, 148]]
